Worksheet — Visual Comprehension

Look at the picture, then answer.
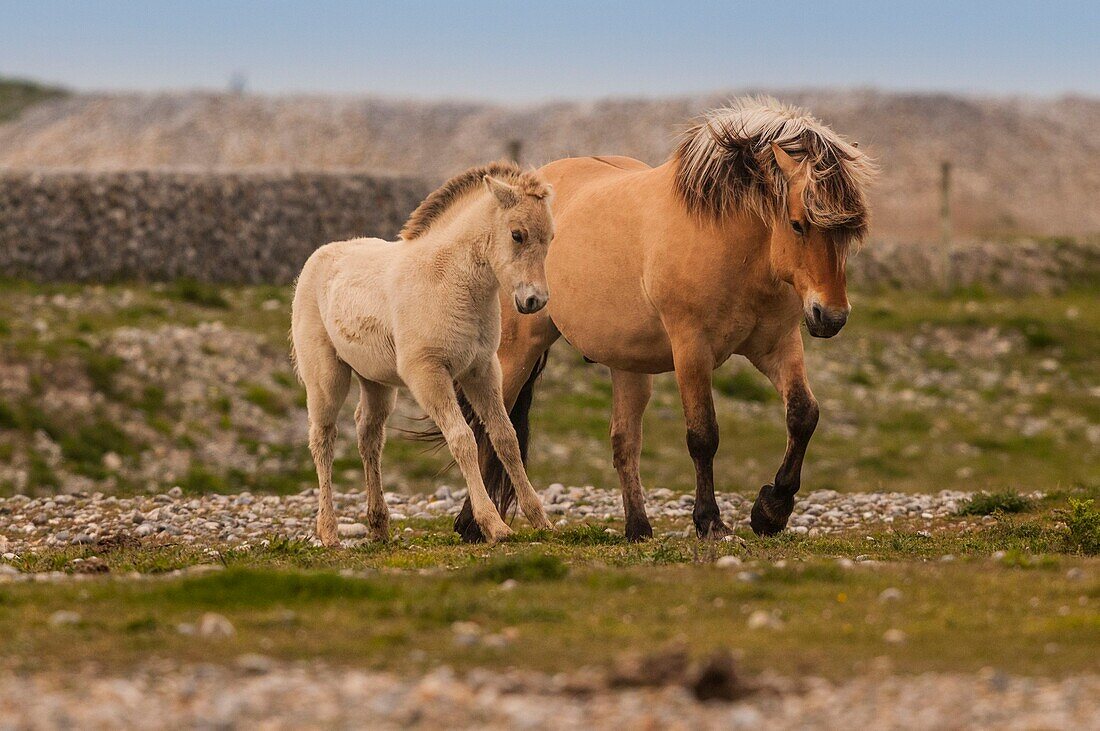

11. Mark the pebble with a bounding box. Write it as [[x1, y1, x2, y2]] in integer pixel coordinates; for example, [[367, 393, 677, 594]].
[[197, 613, 236, 639], [715, 556, 743, 568], [48, 610, 82, 627], [337, 523, 368, 538], [878, 588, 903, 603]]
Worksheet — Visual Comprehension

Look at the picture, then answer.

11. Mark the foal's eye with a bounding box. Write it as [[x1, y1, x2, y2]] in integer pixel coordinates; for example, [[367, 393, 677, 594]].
[[511, 230, 525, 244], [790, 220, 807, 236]]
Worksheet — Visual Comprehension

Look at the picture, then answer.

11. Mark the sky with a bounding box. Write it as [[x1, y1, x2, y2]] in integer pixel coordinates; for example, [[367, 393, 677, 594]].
[[2, 1, 1098, 102]]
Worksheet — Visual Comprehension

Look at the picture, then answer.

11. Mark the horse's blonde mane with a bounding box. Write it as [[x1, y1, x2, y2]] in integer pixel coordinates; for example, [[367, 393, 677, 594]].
[[673, 96, 877, 246], [400, 161, 551, 240]]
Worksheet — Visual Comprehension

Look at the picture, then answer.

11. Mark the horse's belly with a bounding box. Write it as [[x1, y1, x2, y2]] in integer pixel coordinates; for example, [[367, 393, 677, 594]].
[[546, 244, 672, 373]]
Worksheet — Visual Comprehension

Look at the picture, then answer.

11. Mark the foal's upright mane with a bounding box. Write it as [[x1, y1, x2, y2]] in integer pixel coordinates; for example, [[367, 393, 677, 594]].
[[673, 96, 876, 246], [400, 161, 551, 241]]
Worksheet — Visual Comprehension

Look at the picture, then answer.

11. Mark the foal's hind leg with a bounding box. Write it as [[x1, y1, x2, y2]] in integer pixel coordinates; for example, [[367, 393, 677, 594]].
[[610, 369, 654, 541], [747, 330, 818, 536], [355, 376, 396, 541], [298, 342, 352, 547]]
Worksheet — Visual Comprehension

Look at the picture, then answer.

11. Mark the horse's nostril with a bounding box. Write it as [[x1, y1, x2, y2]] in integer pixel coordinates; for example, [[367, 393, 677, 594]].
[[811, 303, 824, 323]]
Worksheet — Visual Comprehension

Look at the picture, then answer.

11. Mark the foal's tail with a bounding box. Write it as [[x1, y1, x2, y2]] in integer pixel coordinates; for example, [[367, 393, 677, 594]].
[[453, 351, 549, 543]]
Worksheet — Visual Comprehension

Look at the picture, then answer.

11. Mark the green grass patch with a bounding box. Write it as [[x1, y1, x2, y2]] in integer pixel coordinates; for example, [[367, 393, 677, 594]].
[[242, 383, 287, 416], [469, 553, 567, 583], [164, 279, 230, 309], [712, 368, 776, 402], [1061, 499, 1100, 555], [957, 491, 1035, 516], [0, 76, 67, 122]]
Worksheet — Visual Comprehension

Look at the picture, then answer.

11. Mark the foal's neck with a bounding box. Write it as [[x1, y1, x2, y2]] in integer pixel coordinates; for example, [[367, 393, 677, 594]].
[[416, 193, 500, 303]]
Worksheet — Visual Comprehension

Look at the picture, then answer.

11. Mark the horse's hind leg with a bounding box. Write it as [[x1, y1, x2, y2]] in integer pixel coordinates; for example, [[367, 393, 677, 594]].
[[747, 330, 818, 536], [403, 361, 513, 543], [355, 376, 396, 541], [610, 369, 654, 542], [458, 357, 552, 531], [296, 337, 352, 547]]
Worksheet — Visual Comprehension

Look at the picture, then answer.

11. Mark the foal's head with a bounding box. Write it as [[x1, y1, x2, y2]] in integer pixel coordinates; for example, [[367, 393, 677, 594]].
[[482, 174, 555, 314]]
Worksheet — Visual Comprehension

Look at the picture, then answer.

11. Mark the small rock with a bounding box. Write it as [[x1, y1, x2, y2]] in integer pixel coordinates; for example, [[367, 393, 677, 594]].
[[883, 628, 907, 644], [48, 610, 82, 627], [198, 612, 236, 639], [715, 555, 742, 568], [337, 523, 368, 538], [878, 587, 903, 603], [236, 653, 274, 675], [747, 610, 783, 630]]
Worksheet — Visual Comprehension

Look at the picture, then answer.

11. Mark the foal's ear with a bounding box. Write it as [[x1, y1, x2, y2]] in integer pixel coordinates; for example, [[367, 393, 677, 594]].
[[770, 142, 803, 181], [483, 175, 521, 208]]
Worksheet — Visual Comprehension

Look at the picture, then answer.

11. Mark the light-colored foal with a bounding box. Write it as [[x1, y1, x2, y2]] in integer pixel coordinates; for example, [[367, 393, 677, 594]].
[[291, 162, 555, 545]]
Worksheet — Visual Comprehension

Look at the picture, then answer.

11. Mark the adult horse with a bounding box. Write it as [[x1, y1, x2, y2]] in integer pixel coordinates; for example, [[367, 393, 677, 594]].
[[455, 97, 875, 542]]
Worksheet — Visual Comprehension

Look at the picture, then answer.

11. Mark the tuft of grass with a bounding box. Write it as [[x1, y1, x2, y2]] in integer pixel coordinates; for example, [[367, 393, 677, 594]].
[[165, 279, 230, 309], [1061, 499, 1099, 555], [957, 491, 1035, 516], [469, 554, 568, 583], [84, 352, 125, 395], [712, 369, 776, 402], [242, 383, 287, 416], [159, 568, 393, 607], [0, 77, 67, 122]]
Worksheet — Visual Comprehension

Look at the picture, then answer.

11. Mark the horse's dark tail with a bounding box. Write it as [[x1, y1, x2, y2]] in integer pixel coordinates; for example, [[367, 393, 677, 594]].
[[454, 350, 549, 543]]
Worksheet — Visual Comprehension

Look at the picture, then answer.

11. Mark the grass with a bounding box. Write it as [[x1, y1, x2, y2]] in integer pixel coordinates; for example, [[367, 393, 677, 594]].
[[957, 491, 1035, 516], [1062, 499, 1100, 555], [0, 523, 1095, 679], [0, 76, 66, 123]]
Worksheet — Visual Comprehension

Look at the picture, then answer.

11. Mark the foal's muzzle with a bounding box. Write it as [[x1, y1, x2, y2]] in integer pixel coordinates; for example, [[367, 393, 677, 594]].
[[514, 285, 549, 315], [805, 302, 849, 338]]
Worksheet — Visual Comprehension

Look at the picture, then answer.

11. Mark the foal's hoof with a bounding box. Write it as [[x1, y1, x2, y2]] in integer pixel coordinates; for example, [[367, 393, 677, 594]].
[[625, 517, 654, 542], [317, 518, 340, 547], [695, 517, 733, 541], [750, 484, 795, 537], [481, 520, 514, 544]]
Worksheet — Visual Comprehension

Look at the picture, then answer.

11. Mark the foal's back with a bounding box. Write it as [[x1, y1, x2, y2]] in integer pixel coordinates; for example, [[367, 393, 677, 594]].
[[293, 237, 405, 386]]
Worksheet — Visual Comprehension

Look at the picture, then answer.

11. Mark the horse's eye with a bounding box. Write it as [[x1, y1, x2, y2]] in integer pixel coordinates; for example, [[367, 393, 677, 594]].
[[790, 220, 806, 236], [511, 230, 524, 244]]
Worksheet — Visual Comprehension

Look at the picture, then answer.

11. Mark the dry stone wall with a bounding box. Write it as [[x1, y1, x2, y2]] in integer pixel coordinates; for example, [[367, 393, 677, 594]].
[[0, 171, 431, 283]]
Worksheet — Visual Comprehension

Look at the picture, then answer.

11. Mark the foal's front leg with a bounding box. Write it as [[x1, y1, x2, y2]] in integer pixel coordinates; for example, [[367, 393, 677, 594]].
[[458, 357, 552, 531], [671, 333, 732, 539], [403, 361, 514, 543], [748, 331, 819, 536]]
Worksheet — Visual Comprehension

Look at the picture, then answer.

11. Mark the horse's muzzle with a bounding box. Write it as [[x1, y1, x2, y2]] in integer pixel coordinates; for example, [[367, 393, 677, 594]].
[[805, 303, 849, 338]]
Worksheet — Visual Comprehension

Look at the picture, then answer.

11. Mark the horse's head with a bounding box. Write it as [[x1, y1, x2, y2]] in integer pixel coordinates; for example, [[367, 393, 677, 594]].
[[483, 174, 554, 314], [768, 142, 854, 339]]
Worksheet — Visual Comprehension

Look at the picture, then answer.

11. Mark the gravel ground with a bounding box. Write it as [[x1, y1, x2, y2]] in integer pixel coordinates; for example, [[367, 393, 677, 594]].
[[0, 662, 1095, 730], [0, 486, 981, 556]]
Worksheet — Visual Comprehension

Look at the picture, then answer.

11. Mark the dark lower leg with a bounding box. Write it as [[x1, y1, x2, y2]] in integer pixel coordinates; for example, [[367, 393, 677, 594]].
[[751, 386, 818, 536], [687, 424, 729, 538], [610, 370, 653, 541]]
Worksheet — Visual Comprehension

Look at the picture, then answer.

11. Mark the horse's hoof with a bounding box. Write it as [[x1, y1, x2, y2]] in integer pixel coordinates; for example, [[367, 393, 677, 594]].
[[454, 504, 486, 543], [625, 516, 654, 542], [695, 518, 733, 541], [750, 484, 795, 537]]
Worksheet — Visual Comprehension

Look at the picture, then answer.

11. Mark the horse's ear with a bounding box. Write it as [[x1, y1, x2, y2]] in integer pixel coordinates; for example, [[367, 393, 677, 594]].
[[483, 175, 520, 208], [770, 142, 802, 181]]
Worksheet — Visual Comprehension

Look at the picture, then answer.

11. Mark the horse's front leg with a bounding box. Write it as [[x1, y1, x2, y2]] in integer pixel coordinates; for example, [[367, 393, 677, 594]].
[[671, 334, 731, 539], [748, 330, 819, 536]]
